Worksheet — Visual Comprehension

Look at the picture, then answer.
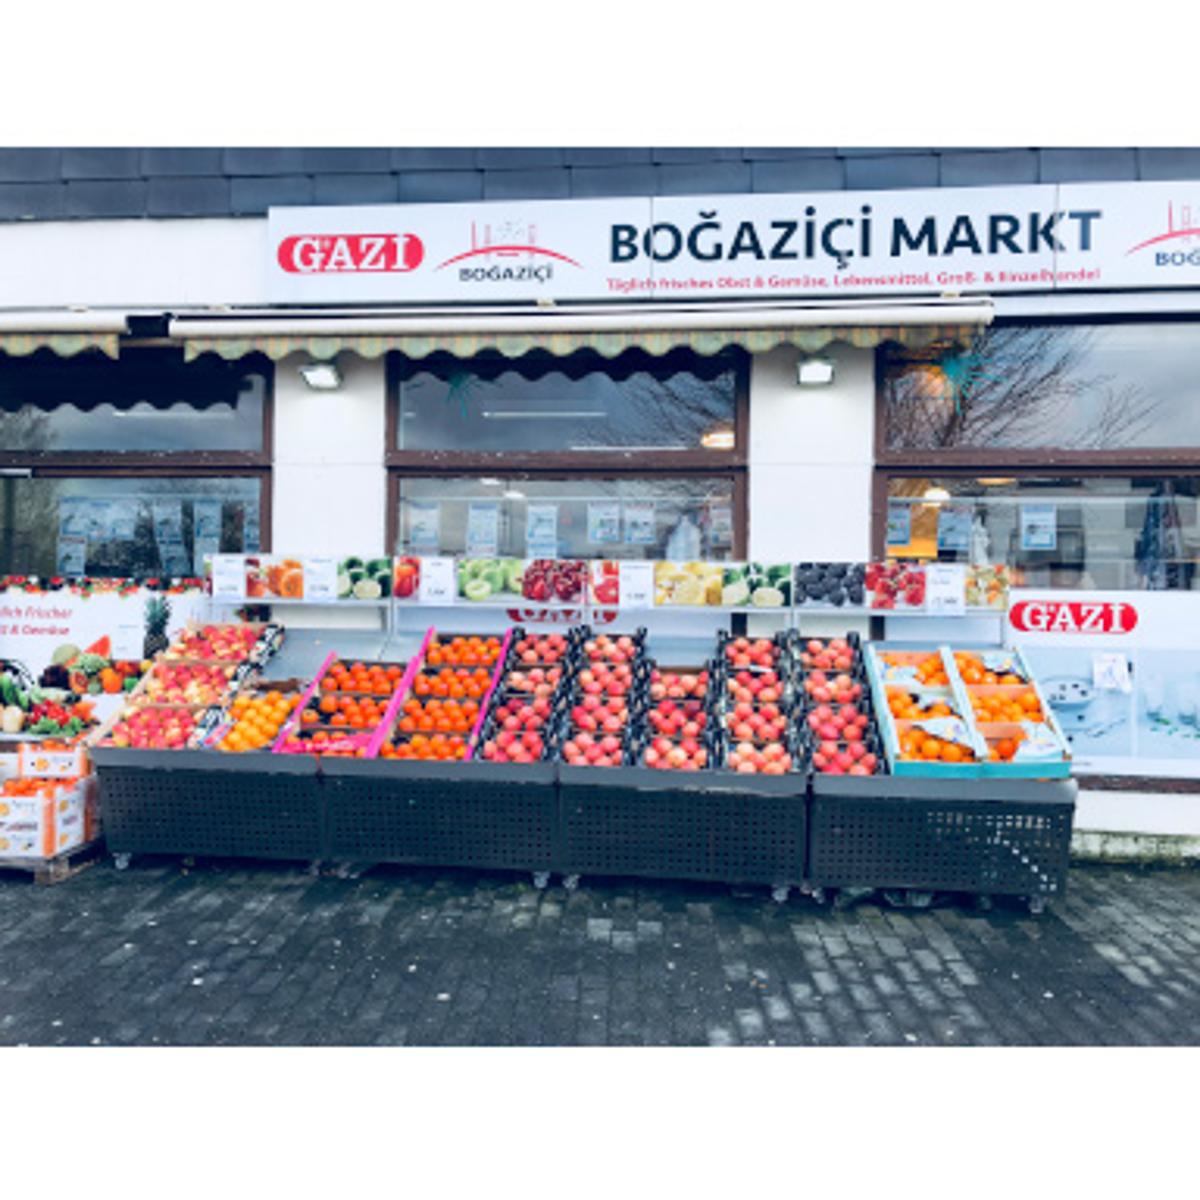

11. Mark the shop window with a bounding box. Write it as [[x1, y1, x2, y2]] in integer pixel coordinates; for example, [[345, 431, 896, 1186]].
[[394, 475, 740, 560], [880, 322, 1200, 453], [0, 350, 267, 453], [0, 348, 271, 577], [882, 475, 1199, 591], [387, 347, 747, 557], [391, 348, 742, 456], [0, 475, 263, 577]]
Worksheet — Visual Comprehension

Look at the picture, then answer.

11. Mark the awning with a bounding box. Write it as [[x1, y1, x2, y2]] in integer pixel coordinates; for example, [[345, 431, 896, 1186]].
[[0, 331, 120, 359], [170, 300, 993, 362], [0, 311, 127, 359]]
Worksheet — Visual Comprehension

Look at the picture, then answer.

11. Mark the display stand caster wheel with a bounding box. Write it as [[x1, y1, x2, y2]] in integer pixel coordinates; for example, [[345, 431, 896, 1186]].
[[113, 852, 131, 872], [532, 871, 551, 890], [1028, 896, 1047, 915], [810, 887, 828, 906], [970, 894, 994, 912], [563, 874, 580, 892], [306, 860, 323, 877], [771, 886, 790, 905]]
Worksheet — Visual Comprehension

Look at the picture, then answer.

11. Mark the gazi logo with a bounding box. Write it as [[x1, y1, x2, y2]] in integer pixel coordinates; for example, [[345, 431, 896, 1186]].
[[436, 220, 582, 284], [1126, 201, 1200, 268], [277, 233, 424, 274]]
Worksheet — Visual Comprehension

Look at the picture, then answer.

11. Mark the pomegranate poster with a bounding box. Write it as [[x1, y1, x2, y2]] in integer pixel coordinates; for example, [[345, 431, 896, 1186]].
[[1007, 589, 1200, 778]]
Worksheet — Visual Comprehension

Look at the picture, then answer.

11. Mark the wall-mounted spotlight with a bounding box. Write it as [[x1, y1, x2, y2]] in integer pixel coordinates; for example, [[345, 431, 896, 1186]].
[[797, 357, 835, 386], [298, 360, 343, 391]]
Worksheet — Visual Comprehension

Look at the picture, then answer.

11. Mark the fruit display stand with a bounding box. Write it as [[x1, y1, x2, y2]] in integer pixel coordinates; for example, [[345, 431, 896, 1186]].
[[808, 774, 1076, 910], [90, 623, 326, 867], [322, 626, 560, 876], [805, 643, 1077, 909]]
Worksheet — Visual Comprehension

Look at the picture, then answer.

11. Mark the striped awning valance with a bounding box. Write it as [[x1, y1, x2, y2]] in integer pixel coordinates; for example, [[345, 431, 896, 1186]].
[[0, 331, 120, 359], [180, 322, 982, 363]]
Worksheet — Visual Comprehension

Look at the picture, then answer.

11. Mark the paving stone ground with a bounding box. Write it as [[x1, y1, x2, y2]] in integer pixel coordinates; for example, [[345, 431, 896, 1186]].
[[0, 859, 1198, 1046]]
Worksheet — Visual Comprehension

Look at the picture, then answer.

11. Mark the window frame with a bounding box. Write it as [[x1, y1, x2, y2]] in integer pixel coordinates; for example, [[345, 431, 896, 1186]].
[[385, 348, 750, 558], [0, 347, 275, 559]]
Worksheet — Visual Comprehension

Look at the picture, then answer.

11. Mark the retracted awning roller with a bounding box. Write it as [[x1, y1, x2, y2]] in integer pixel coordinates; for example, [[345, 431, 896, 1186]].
[[0, 311, 126, 359], [168, 299, 994, 362]]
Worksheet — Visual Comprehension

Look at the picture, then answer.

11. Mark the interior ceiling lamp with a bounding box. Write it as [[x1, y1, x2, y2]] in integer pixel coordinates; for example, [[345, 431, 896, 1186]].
[[700, 427, 736, 450], [922, 486, 952, 503], [298, 360, 342, 391], [977, 477, 1017, 487], [797, 357, 835, 386]]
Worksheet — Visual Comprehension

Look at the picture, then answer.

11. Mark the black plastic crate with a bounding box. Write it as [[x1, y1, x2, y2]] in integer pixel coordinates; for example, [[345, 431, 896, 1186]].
[[559, 765, 806, 886], [322, 757, 558, 871], [809, 775, 1076, 899], [92, 747, 323, 860]]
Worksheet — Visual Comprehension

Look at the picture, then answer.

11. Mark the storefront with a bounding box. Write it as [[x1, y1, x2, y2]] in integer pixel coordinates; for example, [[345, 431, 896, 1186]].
[[0, 176, 1197, 847]]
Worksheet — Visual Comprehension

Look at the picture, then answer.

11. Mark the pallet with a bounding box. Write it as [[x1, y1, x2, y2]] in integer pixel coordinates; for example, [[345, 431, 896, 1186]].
[[0, 838, 104, 885]]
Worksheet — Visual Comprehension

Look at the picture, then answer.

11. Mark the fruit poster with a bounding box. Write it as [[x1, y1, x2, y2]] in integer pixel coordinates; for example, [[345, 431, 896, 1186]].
[[885, 501, 911, 547], [936, 504, 973, 553], [0, 584, 207, 681], [1020, 503, 1058, 551]]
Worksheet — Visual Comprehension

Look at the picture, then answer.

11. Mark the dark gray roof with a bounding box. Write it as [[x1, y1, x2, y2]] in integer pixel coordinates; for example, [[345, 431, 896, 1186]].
[[0, 148, 1193, 222]]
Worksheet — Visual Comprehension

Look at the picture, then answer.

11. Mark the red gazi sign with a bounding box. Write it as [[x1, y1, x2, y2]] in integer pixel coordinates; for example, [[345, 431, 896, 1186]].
[[1009, 599, 1139, 635], [276, 233, 424, 274]]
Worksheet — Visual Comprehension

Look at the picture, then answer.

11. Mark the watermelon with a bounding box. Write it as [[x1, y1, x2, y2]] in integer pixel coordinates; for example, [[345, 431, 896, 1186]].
[[85, 635, 111, 658]]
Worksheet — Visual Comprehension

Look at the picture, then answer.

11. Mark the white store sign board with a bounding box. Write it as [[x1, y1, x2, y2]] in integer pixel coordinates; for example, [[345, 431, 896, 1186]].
[[268, 181, 1200, 303]]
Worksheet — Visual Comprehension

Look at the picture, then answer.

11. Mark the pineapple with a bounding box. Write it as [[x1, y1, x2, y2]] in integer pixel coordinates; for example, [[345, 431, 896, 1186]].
[[143, 595, 171, 659]]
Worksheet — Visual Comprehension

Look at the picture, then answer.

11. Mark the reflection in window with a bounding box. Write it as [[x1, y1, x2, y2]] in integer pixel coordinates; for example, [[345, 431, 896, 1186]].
[[395, 350, 739, 454], [881, 323, 1200, 452], [885, 476, 1199, 591]]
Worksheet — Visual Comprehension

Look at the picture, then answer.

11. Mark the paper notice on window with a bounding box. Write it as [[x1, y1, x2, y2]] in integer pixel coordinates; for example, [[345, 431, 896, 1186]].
[[623, 502, 657, 545], [466, 502, 499, 557], [56, 535, 87, 575], [418, 556, 456, 606], [617, 560, 655, 610], [193, 500, 223, 543], [57, 497, 90, 538], [936, 503, 973, 552], [885, 500, 912, 547], [587, 501, 621, 545], [193, 540, 220, 577], [525, 504, 558, 559], [409, 501, 441, 552], [86, 499, 114, 540], [924, 562, 966, 616], [109, 500, 137, 541], [151, 501, 183, 543], [1020, 503, 1057, 551], [708, 504, 733, 548], [302, 556, 338, 602], [211, 555, 247, 601]]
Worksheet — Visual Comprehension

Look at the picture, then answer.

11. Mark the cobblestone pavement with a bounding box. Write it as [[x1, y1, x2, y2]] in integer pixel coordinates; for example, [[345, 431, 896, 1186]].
[[1, 859, 1198, 1046]]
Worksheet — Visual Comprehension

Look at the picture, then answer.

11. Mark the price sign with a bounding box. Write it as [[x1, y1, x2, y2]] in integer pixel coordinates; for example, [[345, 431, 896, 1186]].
[[419, 557, 456, 605], [925, 563, 966, 617], [617, 561, 654, 610], [211, 555, 246, 602], [303, 556, 339, 602]]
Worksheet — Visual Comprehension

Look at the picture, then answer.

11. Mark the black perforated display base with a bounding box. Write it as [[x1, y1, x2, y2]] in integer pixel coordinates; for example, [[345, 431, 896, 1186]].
[[809, 778, 1075, 898], [323, 760, 557, 871], [559, 767, 806, 886], [95, 750, 323, 861]]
